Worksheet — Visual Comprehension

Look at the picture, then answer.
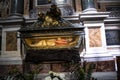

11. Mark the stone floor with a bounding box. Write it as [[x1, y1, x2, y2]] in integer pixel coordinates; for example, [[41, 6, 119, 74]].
[[92, 72, 117, 80]]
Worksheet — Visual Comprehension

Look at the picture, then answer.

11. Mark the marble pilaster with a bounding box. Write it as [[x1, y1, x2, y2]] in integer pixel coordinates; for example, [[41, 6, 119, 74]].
[[79, 12, 110, 61]]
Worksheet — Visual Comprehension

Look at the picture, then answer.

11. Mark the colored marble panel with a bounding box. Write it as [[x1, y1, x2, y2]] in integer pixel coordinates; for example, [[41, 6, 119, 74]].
[[105, 30, 120, 45], [86, 60, 115, 72], [6, 31, 17, 51], [0, 65, 22, 75], [89, 27, 102, 47]]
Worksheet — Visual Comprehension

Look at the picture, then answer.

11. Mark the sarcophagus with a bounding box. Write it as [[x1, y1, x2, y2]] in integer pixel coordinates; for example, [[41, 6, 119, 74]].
[[18, 4, 84, 63]]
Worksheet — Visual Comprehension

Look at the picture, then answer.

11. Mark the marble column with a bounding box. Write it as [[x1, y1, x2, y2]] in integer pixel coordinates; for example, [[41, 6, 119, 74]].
[[10, 0, 24, 16], [82, 0, 97, 13]]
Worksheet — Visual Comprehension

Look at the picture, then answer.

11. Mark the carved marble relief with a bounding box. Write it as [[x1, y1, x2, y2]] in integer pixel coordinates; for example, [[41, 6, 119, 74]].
[[89, 27, 102, 47], [6, 31, 17, 51]]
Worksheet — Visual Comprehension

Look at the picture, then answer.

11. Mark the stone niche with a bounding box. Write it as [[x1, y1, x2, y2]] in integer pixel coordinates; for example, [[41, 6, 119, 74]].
[[28, 0, 75, 18]]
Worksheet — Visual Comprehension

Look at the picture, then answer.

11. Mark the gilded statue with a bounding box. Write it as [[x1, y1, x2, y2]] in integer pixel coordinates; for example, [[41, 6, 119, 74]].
[[38, 4, 62, 27], [38, 11, 45, 22]]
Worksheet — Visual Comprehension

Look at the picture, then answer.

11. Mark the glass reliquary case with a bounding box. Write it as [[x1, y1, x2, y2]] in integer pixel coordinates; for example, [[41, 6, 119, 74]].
[[21, 32, 82, 50]]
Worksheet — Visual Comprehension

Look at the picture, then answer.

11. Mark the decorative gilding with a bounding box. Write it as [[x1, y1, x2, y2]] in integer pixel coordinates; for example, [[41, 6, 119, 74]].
[[24, 36, 80, 49], [19, 4, 84, 62]]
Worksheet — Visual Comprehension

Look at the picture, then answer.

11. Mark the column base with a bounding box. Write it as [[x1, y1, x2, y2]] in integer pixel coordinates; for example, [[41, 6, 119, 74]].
[[9, 13, 23, 18], [83, 8, 97, 13]]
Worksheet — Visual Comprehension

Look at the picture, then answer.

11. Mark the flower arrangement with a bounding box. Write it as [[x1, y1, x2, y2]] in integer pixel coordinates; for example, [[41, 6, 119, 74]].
[[44, 71, 65, 80]]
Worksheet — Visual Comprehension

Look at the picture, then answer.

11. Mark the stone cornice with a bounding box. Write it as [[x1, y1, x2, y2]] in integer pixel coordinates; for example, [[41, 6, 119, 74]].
[[79, 12, 110, 21], [0, 16, 24, 25]]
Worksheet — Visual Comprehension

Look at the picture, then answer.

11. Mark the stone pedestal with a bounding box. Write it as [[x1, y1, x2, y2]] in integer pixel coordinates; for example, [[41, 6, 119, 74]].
[[0, 17, 24, 65], [80, 12, 110, 61]]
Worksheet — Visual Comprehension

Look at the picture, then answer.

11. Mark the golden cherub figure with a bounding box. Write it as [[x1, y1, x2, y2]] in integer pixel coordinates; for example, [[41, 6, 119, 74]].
[[38, 11, 45, 22]]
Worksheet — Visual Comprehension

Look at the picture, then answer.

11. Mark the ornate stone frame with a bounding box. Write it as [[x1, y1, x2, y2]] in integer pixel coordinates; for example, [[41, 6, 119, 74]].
[[1, 26, 21, 57], [84, 23, 107, 54]]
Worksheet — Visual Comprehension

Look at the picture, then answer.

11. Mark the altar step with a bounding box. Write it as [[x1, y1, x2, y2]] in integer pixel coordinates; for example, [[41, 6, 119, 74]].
[[36, 72, 117, 80]]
